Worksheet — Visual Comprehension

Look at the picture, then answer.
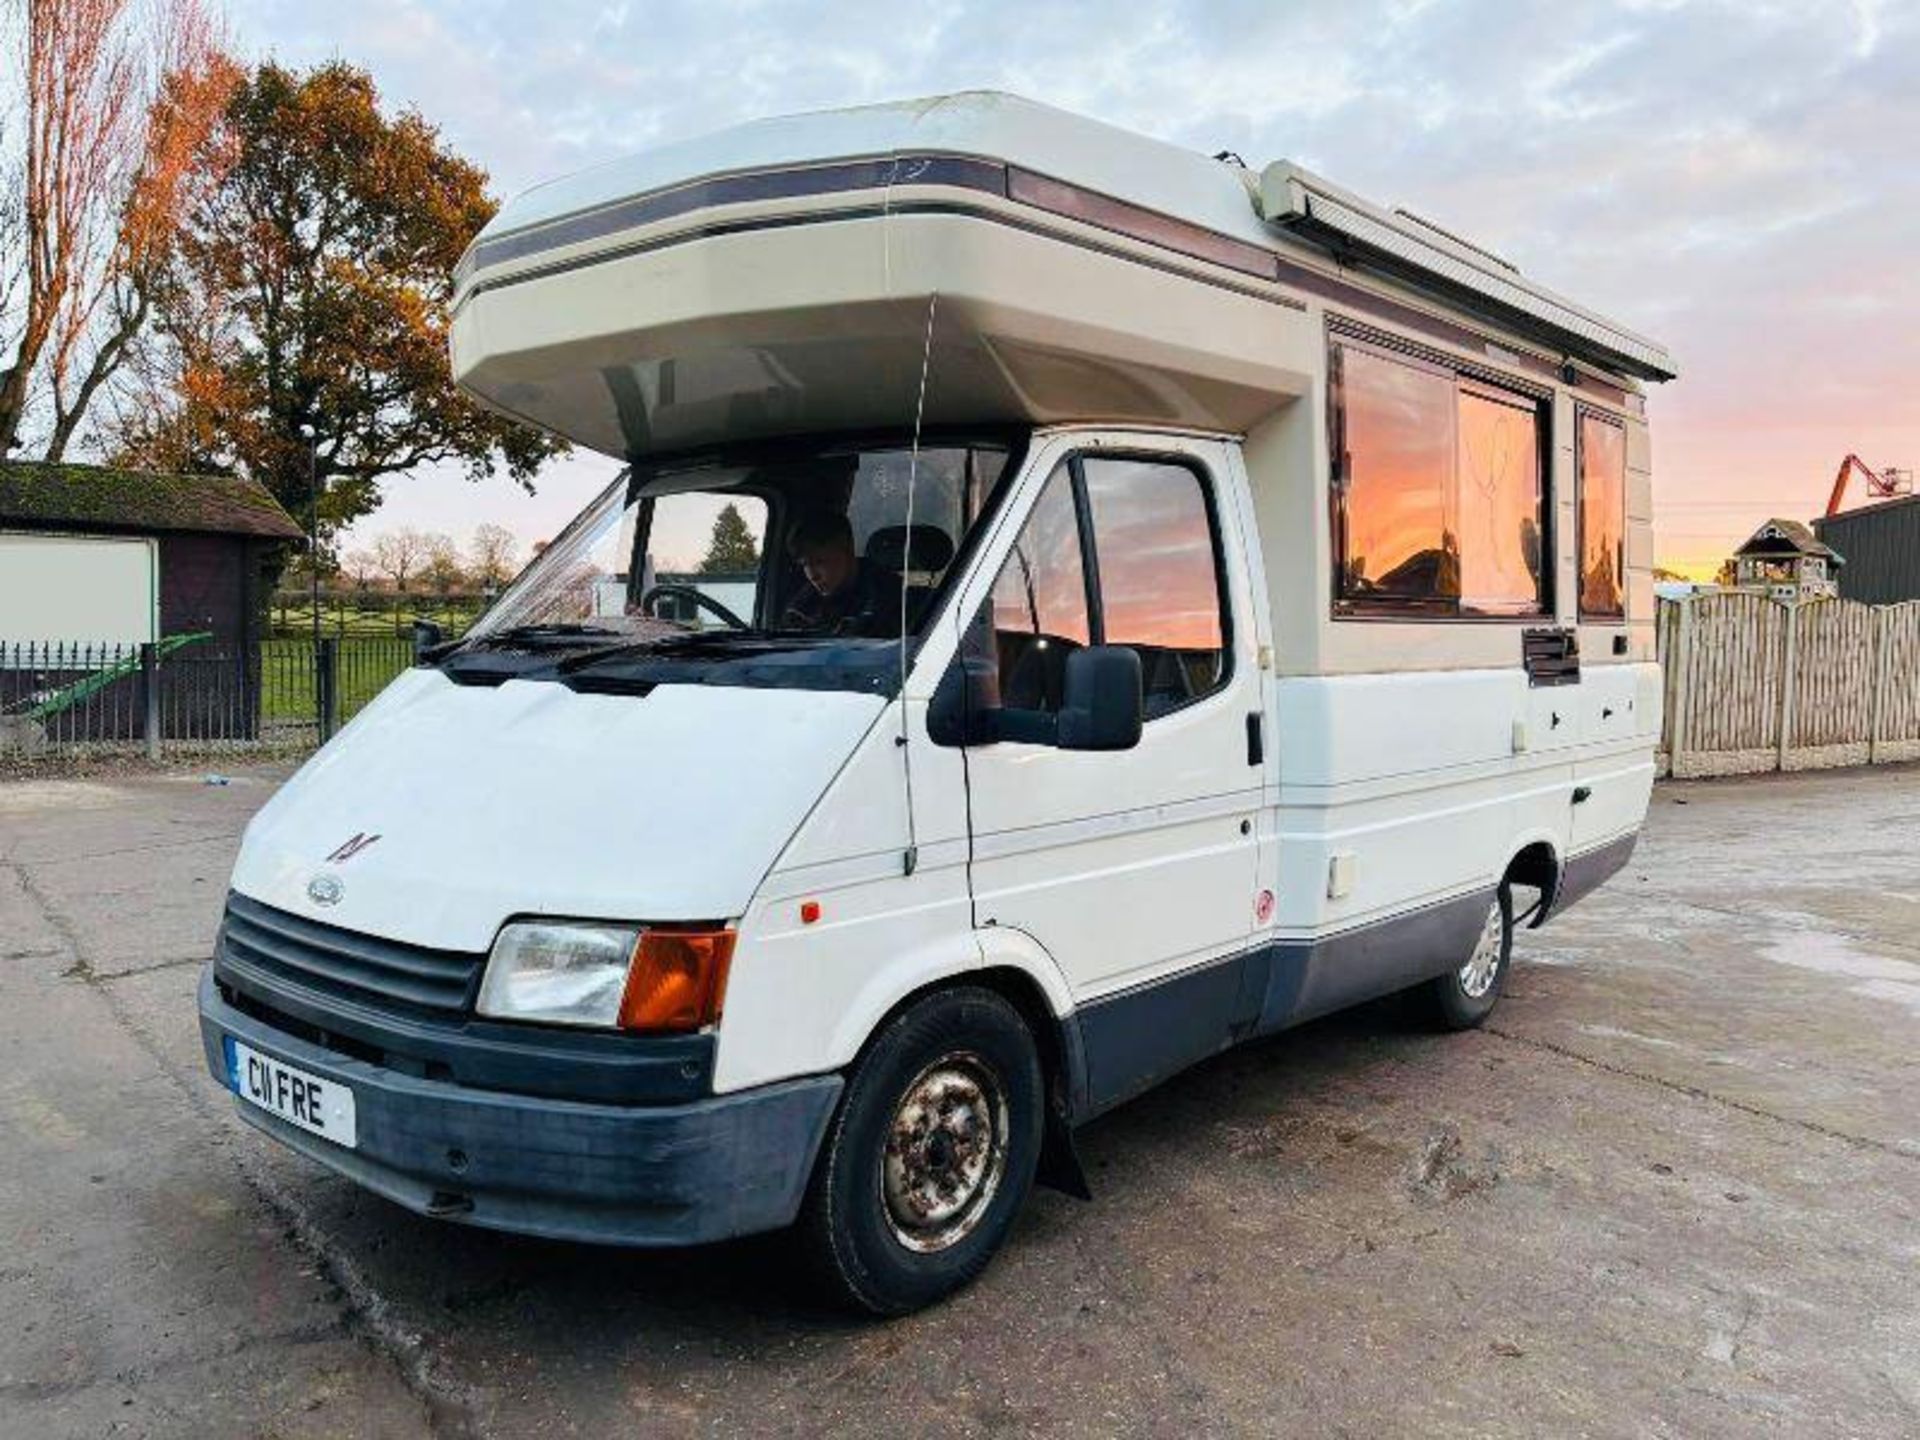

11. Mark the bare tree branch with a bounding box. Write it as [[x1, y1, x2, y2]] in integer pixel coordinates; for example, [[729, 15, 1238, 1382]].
[[0, 0, 139, 453], [43, 0, 235, 459], [1, 0, 233, 459]]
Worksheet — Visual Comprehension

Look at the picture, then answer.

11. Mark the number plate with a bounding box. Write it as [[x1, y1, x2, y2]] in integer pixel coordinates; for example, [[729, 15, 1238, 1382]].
[[226, 1037, 357, 1149]]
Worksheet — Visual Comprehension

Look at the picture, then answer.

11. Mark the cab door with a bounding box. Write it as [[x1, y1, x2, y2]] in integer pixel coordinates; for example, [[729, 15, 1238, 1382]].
[[952, 433, 1265, 1112]]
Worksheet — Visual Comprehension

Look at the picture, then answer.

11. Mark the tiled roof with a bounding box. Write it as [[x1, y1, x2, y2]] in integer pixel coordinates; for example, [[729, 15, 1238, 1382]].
[[1735, 518, 1838, 560], [0, 462, 305, 540]]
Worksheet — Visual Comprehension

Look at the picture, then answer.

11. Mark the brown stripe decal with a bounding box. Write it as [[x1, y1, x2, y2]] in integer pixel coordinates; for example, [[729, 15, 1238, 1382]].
[[1004, 167, 1279, 280], [457, 151, 1643, 395], [460, 154, 1006, 283]]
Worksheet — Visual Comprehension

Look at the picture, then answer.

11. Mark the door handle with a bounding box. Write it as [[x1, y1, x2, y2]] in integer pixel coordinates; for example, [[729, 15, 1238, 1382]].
[[1246, 712, 1265, 767], [1571, 785, 1592, 805]]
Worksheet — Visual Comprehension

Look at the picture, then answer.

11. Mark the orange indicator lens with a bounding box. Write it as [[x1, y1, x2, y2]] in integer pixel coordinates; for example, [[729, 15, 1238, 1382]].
[[617, 928, 736, 1033]]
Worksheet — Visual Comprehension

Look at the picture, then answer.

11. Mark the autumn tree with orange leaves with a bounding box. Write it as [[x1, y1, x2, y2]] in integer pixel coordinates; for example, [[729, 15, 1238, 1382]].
[[113, 61, 564, 540], [0, 0, 234, 458]]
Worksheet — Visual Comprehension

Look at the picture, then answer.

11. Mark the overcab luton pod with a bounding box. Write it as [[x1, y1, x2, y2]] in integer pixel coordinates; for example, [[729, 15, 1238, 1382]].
[[199, 92, 1674, 1313]]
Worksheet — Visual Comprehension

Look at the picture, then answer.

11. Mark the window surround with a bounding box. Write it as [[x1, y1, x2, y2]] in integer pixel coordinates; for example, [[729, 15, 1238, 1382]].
[[1327, 322, 1554, 623], [983, 447, 1236, 734], [1575, 405, 1628, 622]]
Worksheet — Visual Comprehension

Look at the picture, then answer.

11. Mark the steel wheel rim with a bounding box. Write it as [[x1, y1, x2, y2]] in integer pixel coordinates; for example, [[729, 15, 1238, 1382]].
[[1459, 898, 1505, 999], [880, 1051, 1009, 1253]]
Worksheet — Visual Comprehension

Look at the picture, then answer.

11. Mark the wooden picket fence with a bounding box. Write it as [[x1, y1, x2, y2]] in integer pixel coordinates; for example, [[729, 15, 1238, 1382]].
[[1657, 593, 1920, 777]]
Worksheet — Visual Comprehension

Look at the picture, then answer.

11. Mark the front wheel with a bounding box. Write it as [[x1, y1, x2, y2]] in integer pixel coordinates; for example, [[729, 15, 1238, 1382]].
[[1425, 885, 1513, 1030], [797, 987, 1043, 1315]]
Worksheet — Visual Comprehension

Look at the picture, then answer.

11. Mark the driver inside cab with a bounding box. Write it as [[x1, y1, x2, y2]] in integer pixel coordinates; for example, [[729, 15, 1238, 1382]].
[[782, 511, 903, 638]]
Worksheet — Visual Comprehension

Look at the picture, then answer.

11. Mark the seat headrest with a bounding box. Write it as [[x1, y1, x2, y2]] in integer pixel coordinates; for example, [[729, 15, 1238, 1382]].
[[866, 524, 955, 572]]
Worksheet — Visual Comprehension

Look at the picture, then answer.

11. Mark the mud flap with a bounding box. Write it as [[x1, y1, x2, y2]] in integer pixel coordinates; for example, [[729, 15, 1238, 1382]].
[[1036, 1101, 1093, 1201]]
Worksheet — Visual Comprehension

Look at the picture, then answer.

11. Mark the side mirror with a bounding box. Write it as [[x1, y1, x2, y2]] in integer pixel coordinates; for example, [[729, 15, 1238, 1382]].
[[928, 630, 1142, 751], [1056, 645, 1142, 751], [411, 618, 445, 662]]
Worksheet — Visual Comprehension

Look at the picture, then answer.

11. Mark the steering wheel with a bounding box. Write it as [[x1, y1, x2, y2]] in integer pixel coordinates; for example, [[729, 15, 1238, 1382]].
[[637, 583, 750, 630]]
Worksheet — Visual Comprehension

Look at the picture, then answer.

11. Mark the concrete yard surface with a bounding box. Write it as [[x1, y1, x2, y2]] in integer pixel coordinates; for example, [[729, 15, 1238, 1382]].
[[2, 762, 1918, 1437]]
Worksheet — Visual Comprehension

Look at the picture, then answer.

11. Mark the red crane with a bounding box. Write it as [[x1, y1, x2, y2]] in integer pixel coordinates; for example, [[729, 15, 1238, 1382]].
[[1824, 454, 1914, 516]]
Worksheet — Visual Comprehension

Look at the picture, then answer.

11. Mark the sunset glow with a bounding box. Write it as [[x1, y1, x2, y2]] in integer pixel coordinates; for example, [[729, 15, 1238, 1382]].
[[233, 1, 1913, 584]]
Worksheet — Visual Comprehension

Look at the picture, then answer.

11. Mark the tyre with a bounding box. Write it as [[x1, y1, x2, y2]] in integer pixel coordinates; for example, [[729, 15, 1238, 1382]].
[[1426, 884, 1513, 1030], [797, 986, 1043, 1315]]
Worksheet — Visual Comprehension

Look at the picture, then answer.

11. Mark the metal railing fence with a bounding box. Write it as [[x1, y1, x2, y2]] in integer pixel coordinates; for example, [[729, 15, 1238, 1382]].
[[1, 635, 414, 759]]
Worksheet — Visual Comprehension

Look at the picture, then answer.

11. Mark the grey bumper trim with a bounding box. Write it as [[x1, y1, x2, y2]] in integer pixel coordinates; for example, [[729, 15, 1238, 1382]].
[[198, 966, 841, 1247], [1550, 830, 1640, 920]]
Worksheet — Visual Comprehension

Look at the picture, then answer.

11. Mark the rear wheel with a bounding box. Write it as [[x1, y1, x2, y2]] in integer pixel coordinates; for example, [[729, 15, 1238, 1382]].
[[1426, 885, 1513, 1030], [797, 986, 1043, 1315]]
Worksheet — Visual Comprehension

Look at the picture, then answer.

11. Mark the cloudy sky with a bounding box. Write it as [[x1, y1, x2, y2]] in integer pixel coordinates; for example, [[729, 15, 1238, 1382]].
[[240, 0, 1919, 577]]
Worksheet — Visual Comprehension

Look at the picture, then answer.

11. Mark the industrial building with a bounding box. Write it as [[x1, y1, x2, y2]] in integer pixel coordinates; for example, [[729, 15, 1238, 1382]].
[[1813, 497, 1920, 605]]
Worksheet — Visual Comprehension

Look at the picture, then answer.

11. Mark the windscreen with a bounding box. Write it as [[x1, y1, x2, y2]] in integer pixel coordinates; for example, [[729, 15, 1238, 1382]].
[[450, 437, 1019, 693]]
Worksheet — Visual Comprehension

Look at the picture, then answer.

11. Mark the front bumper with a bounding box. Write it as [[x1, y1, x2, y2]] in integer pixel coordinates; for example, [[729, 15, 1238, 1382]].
[[197, 966, 842, 1247]]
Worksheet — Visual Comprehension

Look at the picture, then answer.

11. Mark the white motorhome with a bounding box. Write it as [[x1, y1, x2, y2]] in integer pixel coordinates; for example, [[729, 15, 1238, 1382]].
[[198, 93, 1673, 1313]]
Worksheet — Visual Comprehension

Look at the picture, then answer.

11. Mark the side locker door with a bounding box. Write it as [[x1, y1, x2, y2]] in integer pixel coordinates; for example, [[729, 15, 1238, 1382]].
[[958, 434, 1266, 1114]]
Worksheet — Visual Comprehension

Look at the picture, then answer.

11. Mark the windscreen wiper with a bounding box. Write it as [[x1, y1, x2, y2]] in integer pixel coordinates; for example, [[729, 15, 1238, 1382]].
[[457, 622, 626, 652], [554, 630, 821, 674]]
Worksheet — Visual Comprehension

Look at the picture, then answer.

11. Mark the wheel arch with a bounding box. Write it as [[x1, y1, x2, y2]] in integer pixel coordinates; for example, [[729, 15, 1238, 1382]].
[[823, 922, 1072, 1072], [1502, 835, 1563, 928]]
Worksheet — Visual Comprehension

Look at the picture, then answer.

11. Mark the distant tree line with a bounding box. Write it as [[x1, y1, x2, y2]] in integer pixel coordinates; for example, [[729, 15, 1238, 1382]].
[[285, 501, 769, 599], [279, 522, 524, 595]]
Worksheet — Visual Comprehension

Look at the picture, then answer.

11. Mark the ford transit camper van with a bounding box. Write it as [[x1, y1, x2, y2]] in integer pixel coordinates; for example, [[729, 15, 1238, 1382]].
[[198, 92, 1675, 1313]]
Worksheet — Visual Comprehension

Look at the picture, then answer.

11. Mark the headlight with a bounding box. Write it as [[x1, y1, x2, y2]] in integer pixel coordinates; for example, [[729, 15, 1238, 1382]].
[[477, 922, 640, 1027], [476, 921, 737, 1033]]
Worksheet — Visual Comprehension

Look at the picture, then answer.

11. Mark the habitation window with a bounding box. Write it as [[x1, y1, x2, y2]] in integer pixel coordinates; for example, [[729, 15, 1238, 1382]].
[[1331, 338, 1548, 618], [981, 453, 1230, 729], [1577, 410, 1627, 619]]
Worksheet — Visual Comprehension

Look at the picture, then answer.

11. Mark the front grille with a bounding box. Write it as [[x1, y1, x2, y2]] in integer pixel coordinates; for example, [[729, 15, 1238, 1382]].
[[220, 892, 483, 1015]]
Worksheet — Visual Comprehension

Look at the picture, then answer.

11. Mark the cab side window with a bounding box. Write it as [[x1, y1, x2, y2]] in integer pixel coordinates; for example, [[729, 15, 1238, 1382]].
[[978, 453, 1230, 730], [1081, 457, 1228, 719], [987, 462, 1089, 716]]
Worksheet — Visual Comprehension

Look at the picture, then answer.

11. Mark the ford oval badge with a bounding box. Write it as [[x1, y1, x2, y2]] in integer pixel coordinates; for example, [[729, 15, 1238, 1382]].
[[307, 872, 344, 907]]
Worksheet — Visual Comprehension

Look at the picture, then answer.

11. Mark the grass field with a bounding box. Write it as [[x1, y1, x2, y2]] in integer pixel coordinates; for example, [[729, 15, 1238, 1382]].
[[261, 594, 480, 727], [259, 637, 414, 724]]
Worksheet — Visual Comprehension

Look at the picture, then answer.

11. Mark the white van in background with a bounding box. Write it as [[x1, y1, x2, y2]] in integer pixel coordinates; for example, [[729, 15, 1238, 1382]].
[[197, 92, 1673, 1313]]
